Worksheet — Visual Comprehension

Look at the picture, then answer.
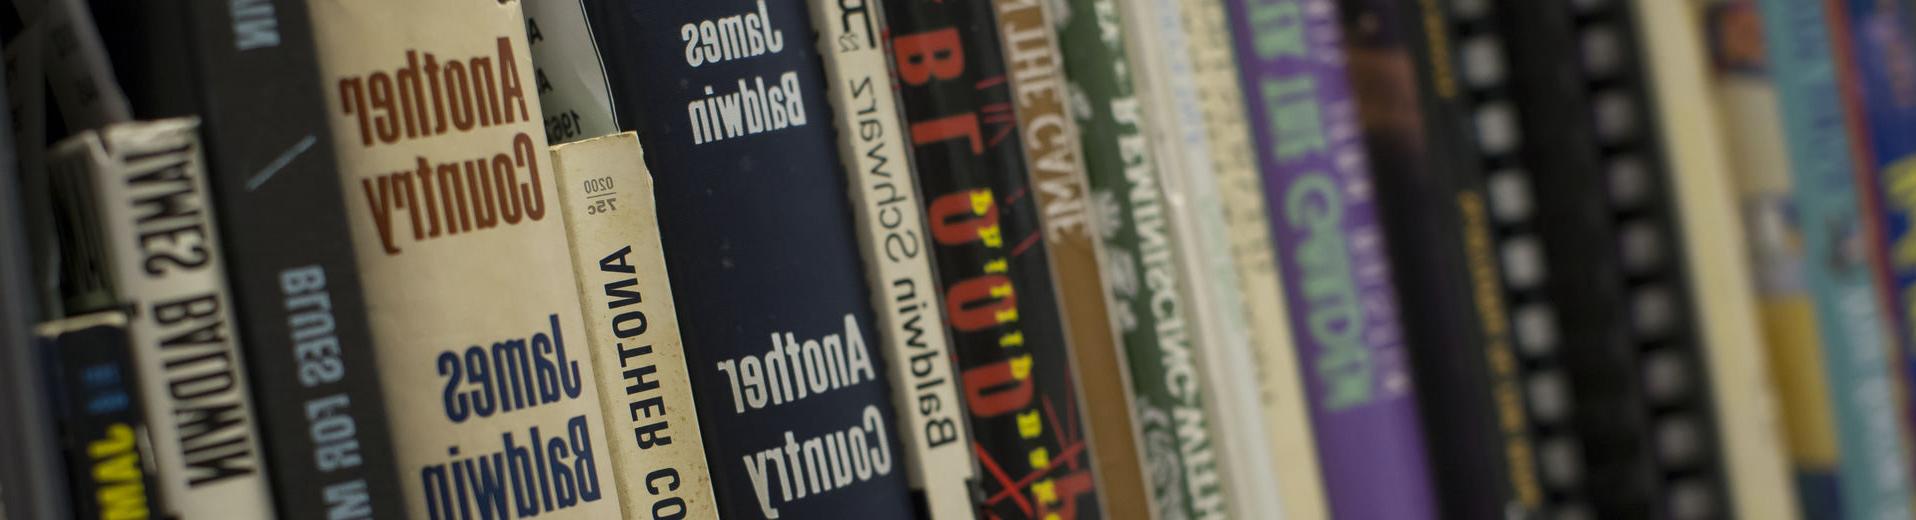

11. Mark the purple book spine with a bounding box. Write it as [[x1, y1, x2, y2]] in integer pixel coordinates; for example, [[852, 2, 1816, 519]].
[[1224, 0, 1437, 517]]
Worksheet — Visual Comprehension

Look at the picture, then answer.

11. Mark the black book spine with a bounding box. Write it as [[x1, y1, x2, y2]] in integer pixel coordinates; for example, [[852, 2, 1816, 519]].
[[1461, 0, 1730, 516], [0, 46, 74, 520], [878, 0, 1103, 518], [579, 1, 919, 518], [168, 1, 406, 517], [1341, 0, 1546, 517], [39, 312, 163, 520]]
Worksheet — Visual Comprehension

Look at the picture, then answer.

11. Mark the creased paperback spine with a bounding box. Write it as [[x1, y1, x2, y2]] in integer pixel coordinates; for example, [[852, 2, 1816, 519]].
[[807, 0, 979, 517], [46, 118, 277, 519], [38, 311, 162, 520], [303, 0, 622, 516], [551, 132, 720, 519]]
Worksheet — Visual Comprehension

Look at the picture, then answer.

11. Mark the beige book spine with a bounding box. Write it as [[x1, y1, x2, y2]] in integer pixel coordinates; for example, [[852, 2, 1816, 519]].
[[1179, 0, 1327, 516], [550, 133, 721, 519], [1632, 2, 1799, 518], [805, 0, 979, 517], [305, 0, 621, 516]]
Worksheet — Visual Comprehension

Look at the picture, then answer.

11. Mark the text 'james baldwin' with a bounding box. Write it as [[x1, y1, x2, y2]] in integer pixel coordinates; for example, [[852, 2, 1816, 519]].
[[681, 0, 810, 145]]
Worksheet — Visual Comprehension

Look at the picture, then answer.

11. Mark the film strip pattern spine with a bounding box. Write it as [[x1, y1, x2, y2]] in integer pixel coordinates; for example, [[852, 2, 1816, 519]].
[[1447, 0, 1731, 517]]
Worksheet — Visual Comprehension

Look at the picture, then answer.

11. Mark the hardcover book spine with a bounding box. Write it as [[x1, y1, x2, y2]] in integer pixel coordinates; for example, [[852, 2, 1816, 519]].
[[1704, 1, 1853, 513], [1549, 2, 1739, 516], [1224, 0, 1440, 517], [1177, 0, 1319, 515], [176, 0, 407, 515], [1831, 0, 1916, 444], [39, 312, 162, 520], [576, 1, 920, 518], [1632, 1, 1803, 516], [550, 133, 720, 519], [1755, 0, 1916, 516], [1479, 1, 1733, 516], [46, 118, 277, 519], [303, 0, 623, 517], [879, 0, 1106, 516], [521, 0, 620, 143], [1050, 0, 1192, 516], [807, 0, 980, 516]]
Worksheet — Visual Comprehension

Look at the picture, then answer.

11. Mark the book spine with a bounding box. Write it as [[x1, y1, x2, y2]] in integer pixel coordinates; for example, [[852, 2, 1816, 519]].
[[304, 0, 623, 516], [574, 1, 920, 518], [46, 118, 278, 519], [549, 133, 721, 519], [989, 1, 1168, 518], [1176, 0, 1320, 515], [1225, 0, 1440, 517], [806, 0, 980, 517], [38, 312, 162, 520], [1831, 0, 1916, 448], [879, 0, 1106, 517], [0, 46, 73, 520], [176, 0, 408, 515], [1698, 2, 1852, 514], [1631, 1, 1803, 516], [1118, 0, 1280, 515], [1048, 0, 1187, 516], [520, 0, 620, 144], [1755, 0, 1916, 516]]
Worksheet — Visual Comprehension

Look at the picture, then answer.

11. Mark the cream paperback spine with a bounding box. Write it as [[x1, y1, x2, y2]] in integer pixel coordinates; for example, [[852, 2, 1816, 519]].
[[551, 132, 722, 519], [304, 0, 621, 516], [806, 1, 979, 517]]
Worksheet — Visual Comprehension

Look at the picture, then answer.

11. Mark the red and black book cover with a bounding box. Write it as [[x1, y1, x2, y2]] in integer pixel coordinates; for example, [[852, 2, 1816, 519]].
[[878, 0, 1103, 517]]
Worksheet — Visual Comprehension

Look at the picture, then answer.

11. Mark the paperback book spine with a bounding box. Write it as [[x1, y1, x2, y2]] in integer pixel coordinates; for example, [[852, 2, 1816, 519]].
[[1178, 0, 1325, 515], [807, 0, 980, 516], [989, 2, 1163, 518], [173, 0, 407, 515], [521, 0, 620, 143], [1225, 0, 1440, 517], [1831, 0, 1916, 442], [1755, 0, 1916, 516], [1129, 0, 1293, 515], [879, 0, 1105, 516], [1049, 0, 1191, 516], [45, 118, 277, 519], [576, 1, 920, 517], [1632, 1, 1803, 516], [303, 0, 623, 517], [1700, 4, 1848, 504], [550, 133, 720, 519], [39, 312, 161, 520]]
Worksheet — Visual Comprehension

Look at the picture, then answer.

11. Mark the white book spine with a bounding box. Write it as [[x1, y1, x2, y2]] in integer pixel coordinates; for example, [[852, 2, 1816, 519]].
[[807, 1, 979, 517], [49, 118, 278, 519]]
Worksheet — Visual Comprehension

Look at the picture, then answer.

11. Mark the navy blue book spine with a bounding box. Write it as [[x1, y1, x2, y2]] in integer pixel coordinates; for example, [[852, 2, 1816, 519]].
[[580, 1, 918, 518]]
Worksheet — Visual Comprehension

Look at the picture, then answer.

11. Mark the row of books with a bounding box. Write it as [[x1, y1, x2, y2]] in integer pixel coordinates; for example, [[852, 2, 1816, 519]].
[[0, 0, 1913, 519]]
